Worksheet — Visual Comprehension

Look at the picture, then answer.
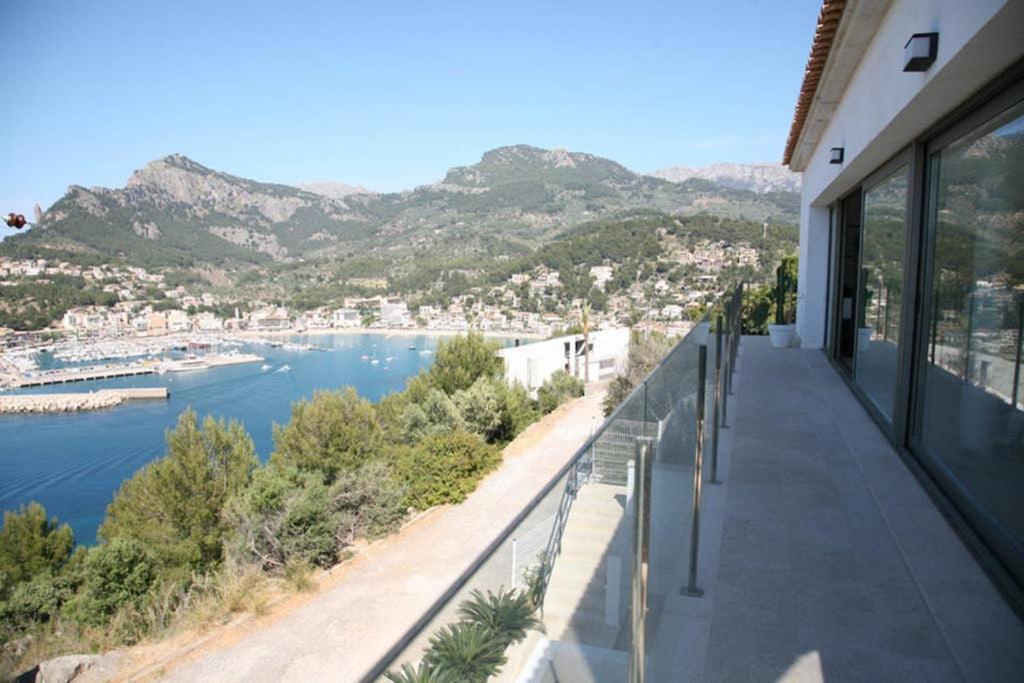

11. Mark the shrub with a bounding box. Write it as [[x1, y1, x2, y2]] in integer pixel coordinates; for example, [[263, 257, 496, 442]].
[[394, 431, 501, 510], [99, 409, 257, 575], [66, 538, 156, 626], [536, 370, 584, 414], [427, 333, 502, 394], [226, 461, 406, 572], [457, 588, 542, 648], [455, 377, 538, 444], [0, 502, 74, 595], [270, 388, 383, 484], [602, 330, 676, 416], [401, 388, 465, 444], [423, 622, 506, 683], [385, 661, 456, 683]]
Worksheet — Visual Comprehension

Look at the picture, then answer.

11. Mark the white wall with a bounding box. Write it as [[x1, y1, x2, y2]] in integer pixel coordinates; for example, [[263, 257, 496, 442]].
[[795, 0, 1024, 348], [499, 328, 630, 394]]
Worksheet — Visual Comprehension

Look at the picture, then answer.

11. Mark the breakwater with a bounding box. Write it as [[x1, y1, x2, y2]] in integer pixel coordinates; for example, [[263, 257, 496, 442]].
[[0, 388, 168, 414]]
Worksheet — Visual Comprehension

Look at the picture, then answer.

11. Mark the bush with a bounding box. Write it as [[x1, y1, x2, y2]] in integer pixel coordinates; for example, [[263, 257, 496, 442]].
[[226, 461, 406, 572], [0, 502, 74, 595], [401, 388, 465, 444], [602, 330, 676, 416], [66, 538, 156, 626], [423, 622, 506, 683], [394, 431, 501, 510], [457, 588, 541, 648], [270, 388, 383, 484], [454, 377, 538, 444], [536, 370, 584, 414], [427, 333, 503, 394], [99, 410, 257, 575]]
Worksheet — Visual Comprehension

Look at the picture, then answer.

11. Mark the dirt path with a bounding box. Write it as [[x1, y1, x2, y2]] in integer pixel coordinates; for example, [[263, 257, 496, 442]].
[[118, 389, 606, 682]]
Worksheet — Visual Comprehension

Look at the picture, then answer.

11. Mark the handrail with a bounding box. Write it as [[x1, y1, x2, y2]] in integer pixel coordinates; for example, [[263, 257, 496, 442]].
[[359, 282, 745, 683]]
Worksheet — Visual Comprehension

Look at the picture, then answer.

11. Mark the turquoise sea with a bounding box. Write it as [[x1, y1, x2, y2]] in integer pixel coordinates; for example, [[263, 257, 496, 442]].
[[0, 333, 515, 545]]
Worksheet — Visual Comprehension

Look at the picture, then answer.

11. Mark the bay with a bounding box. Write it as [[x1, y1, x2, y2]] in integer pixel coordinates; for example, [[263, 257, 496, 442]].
[[0, 333, 516, 545]]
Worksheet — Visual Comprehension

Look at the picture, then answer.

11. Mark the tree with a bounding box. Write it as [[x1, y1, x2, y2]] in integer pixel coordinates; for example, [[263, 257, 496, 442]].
[[0, 502, 74, 597], [602, 330, 676, 416], [270, 388, 384, 484], [99, 409, 257, 575], [427, 332, 503, 394]]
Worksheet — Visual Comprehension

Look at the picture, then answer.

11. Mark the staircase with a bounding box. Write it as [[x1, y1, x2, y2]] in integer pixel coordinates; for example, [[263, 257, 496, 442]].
[[541, 483, 631, 650]]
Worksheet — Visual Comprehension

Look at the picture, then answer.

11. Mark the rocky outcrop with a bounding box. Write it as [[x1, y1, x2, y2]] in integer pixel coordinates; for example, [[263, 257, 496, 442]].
[[652, 162, 801, 194], [19, 651, 123, 683]]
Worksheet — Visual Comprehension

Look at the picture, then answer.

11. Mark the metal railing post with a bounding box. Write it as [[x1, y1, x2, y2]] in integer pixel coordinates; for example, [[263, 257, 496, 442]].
[[683, 345, 707, 597], [629, 437, 654, 683], [1013, 299, 1022, 410], [510, 538, 518, 588], [709, 315, 723, 485]]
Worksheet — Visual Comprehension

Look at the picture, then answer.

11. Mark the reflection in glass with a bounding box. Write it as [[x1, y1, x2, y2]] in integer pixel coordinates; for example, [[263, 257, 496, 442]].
[[854, 167, 908, 420], [918, 102, 1024, 550]]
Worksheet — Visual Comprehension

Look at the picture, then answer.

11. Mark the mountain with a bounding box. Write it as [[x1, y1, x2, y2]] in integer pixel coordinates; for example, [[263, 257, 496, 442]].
[[295, 181, 373, 199], [652, 162, 800, 194], [2, 146, 799, 272]]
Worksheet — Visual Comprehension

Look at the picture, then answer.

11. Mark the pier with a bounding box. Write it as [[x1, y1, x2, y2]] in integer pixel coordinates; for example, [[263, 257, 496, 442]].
[[13, 366, 155, 388]]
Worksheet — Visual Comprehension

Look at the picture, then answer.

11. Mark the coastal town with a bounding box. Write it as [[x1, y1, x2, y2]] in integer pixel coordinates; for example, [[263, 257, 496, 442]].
[[0, 234, 762, 343]]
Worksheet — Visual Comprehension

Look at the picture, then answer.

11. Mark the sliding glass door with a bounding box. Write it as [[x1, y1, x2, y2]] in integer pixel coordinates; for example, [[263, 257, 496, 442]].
[[913, 97, 1024, 568], [854, 166, 910, 421]]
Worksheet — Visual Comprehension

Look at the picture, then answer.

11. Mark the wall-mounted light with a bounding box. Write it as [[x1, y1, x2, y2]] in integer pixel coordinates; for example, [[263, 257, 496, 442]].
[[829, 147, 844, 164], [904, 33, 938, 72]]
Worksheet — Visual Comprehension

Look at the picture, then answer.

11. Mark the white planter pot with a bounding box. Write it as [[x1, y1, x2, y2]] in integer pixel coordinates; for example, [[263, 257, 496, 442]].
[[768, 324, 795, 349], [857, 327, 873, 351]]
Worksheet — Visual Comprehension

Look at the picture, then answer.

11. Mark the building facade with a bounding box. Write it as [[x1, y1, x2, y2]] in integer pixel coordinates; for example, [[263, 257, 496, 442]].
[[787, 0, 1024, 609], [498, 327, 630, 395]]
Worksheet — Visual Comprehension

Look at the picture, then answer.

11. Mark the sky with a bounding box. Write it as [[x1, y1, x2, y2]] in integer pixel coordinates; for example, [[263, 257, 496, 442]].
[[0, 0, 820, 233]]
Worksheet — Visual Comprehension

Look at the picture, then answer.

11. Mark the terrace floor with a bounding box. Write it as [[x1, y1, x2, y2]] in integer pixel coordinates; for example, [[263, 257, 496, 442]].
[[680, 337, 1024, 682]]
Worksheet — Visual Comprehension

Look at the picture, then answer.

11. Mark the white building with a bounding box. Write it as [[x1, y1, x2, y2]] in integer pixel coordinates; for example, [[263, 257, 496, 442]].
[[332, 308, 361, 328], [498, 327, 630, 395], [379, 300, 411, 327], [785, 0, 1024, 608]]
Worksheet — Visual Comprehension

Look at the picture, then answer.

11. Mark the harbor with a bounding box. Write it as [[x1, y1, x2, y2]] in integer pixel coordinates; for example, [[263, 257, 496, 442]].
[[2, 352, 265, 389]]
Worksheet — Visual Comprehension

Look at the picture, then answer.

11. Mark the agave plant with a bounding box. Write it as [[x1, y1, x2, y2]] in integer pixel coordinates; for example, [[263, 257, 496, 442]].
[[423, 622, 507, 682], [384, 661, 456, 683], [458, 587, 543, 648]]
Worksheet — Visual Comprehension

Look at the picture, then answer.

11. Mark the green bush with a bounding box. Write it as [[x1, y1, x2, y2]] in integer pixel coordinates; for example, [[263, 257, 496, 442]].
[[427, 332, 503, 394], [270, 388, 383, 484], [66, 538, 156, 626], [99, 410, 257, 576], [394, 431, 501, 510], [536, 370, 584, 414], [0, 502, 74, 596], [457, 588, 542, 649], [423, 622, 506, 683], [401, 388, 465, 444], [455, 377, 538, 444], [226, 461, 406, 572]]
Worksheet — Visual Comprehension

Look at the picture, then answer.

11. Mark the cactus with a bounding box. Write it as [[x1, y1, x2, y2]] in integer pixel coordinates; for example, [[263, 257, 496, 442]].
[[775, 265, 786, 325]]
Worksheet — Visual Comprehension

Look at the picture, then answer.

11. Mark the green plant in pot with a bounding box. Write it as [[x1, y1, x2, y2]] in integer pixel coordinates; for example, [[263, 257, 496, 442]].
[[768, 257, 797, 348]]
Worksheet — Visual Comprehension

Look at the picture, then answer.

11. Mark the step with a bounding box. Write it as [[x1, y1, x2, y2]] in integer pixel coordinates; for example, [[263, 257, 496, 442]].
[[542, 610, 625, 649], [543, 582, 609, 617]]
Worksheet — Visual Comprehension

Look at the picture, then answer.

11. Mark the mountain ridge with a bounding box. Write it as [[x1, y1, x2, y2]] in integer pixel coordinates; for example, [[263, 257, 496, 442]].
[[4, 147, 799, 271]]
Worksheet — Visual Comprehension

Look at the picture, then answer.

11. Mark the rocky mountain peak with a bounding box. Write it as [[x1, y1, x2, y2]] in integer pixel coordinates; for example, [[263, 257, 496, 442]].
[[652, 162, 800, 194]]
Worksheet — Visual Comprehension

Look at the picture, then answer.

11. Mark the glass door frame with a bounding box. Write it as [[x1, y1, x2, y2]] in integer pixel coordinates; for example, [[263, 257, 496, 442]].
[[827, 147, 918, 441], [907, 75, 1024, 595]]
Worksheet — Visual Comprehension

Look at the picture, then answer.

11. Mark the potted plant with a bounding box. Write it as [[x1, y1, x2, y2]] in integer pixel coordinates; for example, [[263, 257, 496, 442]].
[[768, 263, 795, 348]]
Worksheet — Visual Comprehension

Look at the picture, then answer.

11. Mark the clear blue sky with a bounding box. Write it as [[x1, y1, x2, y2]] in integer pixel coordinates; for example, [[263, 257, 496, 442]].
[[1, 0, 819, 227]]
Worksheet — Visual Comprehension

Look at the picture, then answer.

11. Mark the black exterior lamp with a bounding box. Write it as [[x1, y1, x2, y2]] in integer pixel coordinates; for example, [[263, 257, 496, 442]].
[[904, 33, 939, 72], [829, 147, 844, 164]]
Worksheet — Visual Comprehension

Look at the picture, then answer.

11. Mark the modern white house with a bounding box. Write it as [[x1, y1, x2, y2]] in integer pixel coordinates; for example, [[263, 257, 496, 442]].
[[786, 0, 1024, 616], [498, 327, 630, 394]]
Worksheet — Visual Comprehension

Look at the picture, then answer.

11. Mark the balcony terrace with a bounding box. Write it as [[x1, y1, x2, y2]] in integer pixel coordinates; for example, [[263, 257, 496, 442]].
[[368, 285, 1024, 682]]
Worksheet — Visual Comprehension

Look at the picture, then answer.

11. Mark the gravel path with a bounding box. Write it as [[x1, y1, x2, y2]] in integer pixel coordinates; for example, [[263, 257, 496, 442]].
[[145, 389, 606, 683]]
